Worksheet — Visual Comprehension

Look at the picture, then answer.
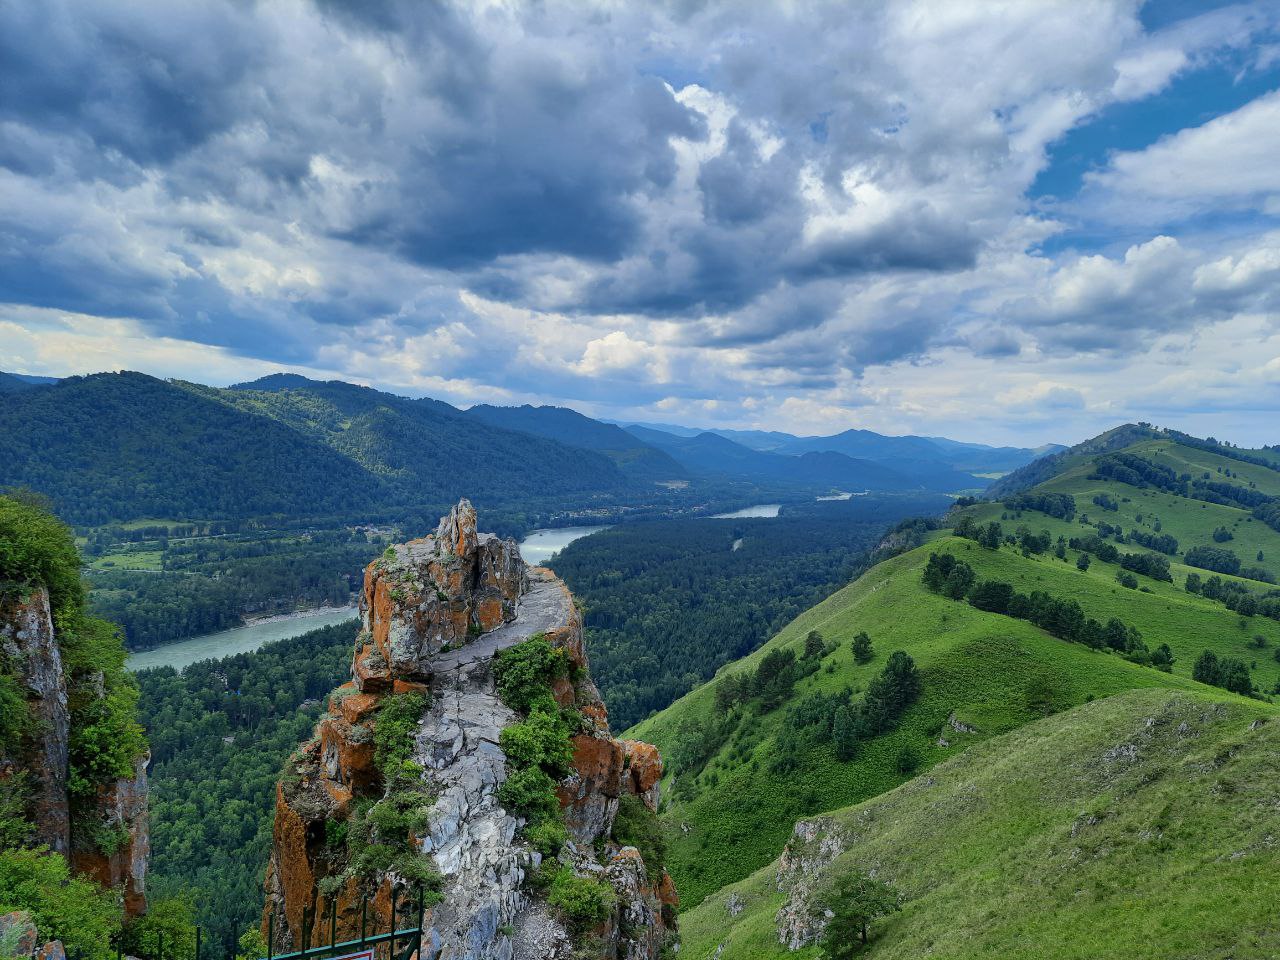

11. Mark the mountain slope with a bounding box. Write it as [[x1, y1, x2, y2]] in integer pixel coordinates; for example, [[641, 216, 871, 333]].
[[465, 403, 687, 481], [680, 687, 1278, 959], [986, 422, 1162, 496], [0, 372, 387, 525], [626, 427, 1280, 912], [626, 536, 1224, 906], [0, 371, 633, 525]]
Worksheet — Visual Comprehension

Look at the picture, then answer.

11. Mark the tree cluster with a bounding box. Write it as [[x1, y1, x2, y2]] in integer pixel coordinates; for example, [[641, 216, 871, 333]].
[[1192, 650, 1254, 697], [1002, 492, 1076, 521], [551, 501, 939, 729], [922, 552, 1159, 664]]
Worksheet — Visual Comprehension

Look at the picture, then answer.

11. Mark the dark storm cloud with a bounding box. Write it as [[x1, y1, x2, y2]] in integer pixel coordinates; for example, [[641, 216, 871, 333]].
[[5, 0, 1275, 426]]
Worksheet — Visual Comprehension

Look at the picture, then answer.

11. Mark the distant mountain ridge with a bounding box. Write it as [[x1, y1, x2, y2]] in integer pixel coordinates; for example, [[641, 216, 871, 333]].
[[464, 403, 687, 481], [0, 372, 629, 525], [1, 369, 1059, 525], [0, 370, 59, 392], [623, 424, 920, 491], [617, 418, 1062, 478]]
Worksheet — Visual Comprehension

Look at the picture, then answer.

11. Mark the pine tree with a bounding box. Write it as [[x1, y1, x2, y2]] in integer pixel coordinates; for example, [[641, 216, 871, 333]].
[[851, 631, 874, 664], [817, 871, 901, 956], [832, 706, 858, 762]]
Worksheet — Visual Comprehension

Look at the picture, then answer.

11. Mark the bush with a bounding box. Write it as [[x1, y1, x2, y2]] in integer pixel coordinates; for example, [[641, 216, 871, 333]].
[[547, 868, 615, 933], [498, 765, 561, 823], [499, 708, 576, 780], [0, 847, 122, 960], [524, 819, 568, 857], [493, 633, 570, 713], [123, 896, 197, 960], [611, 794, 667, 876], [372, 692, 430, 778], [0, 496, 84, 614]]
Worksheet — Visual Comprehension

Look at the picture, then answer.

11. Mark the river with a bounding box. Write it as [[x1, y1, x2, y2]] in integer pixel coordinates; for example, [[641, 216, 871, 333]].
[[709, 503, 781, 518], [518, 525, 612, 565], [123, 503, 813, 671], [126, 606, 358, 673]]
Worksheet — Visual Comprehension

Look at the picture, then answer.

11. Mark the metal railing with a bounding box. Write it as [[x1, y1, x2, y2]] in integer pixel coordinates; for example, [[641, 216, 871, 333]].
[[112, 886, 431, 960]]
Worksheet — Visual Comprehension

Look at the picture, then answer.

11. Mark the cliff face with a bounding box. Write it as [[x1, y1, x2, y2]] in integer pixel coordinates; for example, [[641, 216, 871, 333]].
[[265, 500, 676, 959], [0, 588, 149, 916]]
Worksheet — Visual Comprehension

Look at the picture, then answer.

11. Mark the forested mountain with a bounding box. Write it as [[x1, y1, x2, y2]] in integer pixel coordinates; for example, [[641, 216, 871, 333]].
[[215, 376, 629, 505], [0, 372, 387, 525], [0, 372, 629, 526], [465, 403, 687, 480], [625, 426, 1280, 957]]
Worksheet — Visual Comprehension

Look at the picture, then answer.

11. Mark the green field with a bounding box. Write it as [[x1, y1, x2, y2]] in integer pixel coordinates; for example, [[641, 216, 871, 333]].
[[626, 430, 1280, 920], [678, 687, 1279, 959]]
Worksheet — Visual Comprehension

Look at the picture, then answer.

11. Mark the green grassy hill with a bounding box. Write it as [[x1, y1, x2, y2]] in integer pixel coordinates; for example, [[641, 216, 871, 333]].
[[678, 687, 1279, 959], [626, 429, 1280, 917]]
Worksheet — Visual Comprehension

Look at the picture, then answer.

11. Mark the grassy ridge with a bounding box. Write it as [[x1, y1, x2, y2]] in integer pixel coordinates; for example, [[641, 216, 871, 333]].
[[628, 541, 1217, 907], [628, 435, 1280, 912], [678, 688, 1278, 959]]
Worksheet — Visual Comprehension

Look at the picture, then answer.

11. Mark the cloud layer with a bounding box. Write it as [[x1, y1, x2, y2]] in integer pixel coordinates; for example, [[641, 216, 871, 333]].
[[2, 0, 1280, 445]]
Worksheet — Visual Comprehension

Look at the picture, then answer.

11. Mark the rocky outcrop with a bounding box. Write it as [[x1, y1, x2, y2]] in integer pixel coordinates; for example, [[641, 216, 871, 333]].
[[0, 589, 71, 855], [774, 817, 848, 950], [0, 910, 70, 960], [265, 500, 675, 959], [70, 752, 150, 917], [0, 590, 148, 917]]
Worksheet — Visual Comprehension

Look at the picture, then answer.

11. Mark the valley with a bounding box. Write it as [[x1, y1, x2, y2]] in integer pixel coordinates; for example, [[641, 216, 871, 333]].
[[7, 402, 1280, 959], [4, 8, 1275, 958]]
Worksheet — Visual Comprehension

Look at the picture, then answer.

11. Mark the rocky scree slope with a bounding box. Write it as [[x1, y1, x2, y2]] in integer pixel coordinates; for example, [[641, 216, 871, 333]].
[[264, 500, 675, 959]]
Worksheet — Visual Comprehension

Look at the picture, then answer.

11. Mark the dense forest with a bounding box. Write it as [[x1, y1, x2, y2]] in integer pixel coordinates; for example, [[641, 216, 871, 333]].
[[551, 494, 949, 728], [0, 372, 654, 527], [136, 621, 356, 953], [88, 530, 382, 650]]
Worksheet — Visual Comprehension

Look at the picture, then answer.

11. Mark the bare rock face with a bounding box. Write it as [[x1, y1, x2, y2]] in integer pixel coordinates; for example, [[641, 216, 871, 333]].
[[0, 590, 149, 918], [774, 817, 848, 951], [355, 500, 527, 691], [0, 589, 71, 855], [70, 752, 150, 917], [265, 501, 676, 959]]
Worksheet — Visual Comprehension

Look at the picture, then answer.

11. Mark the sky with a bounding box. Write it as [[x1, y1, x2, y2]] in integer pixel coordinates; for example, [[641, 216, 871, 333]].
[[2, 0, 1280, 448]]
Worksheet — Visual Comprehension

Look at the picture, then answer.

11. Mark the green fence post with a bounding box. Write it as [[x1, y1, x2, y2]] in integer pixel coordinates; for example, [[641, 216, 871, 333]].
[[389, 887, 399, 960], [416, 886, 425, 960], [329, 896, 337, 947], [267, 913, 274, 960]]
